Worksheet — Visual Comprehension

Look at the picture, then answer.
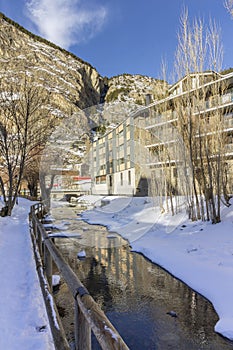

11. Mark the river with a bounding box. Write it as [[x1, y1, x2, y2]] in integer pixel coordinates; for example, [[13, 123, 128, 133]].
[[50, 203, 233, 349]]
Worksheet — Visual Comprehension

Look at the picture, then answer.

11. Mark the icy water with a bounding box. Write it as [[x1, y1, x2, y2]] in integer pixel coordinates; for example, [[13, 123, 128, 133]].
[[50, 203, 233, 350]]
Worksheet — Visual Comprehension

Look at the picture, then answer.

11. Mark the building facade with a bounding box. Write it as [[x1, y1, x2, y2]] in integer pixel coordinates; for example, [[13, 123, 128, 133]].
[[91, 113, 150, 196], [142, 71, 233, 196], [90, 71, 233, 196]]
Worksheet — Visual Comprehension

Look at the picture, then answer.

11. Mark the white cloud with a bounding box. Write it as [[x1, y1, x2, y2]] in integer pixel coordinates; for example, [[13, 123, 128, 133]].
[[26, 0, 107, 49]]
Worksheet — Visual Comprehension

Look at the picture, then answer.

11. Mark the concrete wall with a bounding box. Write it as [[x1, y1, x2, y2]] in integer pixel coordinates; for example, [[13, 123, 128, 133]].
[[91, 168, 136, 196]]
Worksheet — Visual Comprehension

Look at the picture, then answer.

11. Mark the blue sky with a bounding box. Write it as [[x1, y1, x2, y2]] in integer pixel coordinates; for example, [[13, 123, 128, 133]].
[[0, 0, 232, 80]]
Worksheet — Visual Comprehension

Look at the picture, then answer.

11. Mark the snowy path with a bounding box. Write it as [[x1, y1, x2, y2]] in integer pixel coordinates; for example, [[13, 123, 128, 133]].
[[0, 198, 55, 350]]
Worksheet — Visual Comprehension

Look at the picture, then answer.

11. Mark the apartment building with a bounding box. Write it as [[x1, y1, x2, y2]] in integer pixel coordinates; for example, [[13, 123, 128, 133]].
[[90, 71, 233, 196], [90, 112, 150, 196], [143, 71, 233, 195]]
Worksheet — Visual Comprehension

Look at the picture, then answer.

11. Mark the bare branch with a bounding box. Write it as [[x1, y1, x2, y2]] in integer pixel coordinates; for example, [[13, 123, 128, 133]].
[[225, 0, 233, 17]]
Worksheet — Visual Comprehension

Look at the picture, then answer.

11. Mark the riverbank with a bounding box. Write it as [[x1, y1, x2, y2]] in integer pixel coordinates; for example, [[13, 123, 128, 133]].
[[79, 195, 233, 341]]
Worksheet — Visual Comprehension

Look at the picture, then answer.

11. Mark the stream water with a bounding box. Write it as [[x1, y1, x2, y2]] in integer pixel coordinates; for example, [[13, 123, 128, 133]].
[[50, 203, 233, 350]]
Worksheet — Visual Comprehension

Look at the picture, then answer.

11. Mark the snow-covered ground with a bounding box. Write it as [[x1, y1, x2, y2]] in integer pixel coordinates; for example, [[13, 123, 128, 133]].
[[1, 195, 233, 347], [0, 198, 55, 350], [80, 195, 233, 342]]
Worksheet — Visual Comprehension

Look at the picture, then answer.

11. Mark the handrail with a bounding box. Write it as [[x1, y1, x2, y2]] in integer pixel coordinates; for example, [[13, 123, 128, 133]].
[[30, 203, 130, 350]]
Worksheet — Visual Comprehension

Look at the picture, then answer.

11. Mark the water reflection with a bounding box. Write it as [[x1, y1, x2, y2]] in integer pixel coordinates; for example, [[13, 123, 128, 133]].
[[52, 206, 233, 349]]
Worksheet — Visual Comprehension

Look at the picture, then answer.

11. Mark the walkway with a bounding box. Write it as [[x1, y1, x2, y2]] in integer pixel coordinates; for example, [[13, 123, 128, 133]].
[[0, 198, 55, 350]]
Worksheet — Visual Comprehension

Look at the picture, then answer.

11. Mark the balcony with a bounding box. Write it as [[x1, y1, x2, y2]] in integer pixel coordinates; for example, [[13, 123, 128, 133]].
[[144, 91, 233, 130], [224, 114, 233, 131], [144, 111, 177, 130], [194, 91, 233, 114]]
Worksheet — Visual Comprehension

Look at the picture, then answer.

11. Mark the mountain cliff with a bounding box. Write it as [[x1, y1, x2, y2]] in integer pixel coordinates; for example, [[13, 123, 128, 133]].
[[0, 12, 103, 118], [0, 12, 167, 127]]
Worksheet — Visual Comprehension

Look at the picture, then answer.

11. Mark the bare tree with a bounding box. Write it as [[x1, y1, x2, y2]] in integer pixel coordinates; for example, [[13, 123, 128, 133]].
[[0, 74, 54, 215], [23, 156, 41, 198], [173, 8, 229, 223]]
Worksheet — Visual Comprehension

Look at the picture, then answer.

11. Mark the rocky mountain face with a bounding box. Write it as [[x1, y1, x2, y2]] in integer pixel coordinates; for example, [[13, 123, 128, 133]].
[[0, 13, 167, 127], [0, 13, 167, 170], [98, 74, 167, 132], [0, 13, 103, 116], [106, 74, 166, 105]]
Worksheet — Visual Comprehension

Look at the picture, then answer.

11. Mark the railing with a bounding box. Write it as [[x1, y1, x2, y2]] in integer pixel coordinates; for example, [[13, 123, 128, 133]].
[[194, 91, 233, 114], [30, 203, 129, 350], [144, 111, 177, 129], [144, 91, 233, 129]]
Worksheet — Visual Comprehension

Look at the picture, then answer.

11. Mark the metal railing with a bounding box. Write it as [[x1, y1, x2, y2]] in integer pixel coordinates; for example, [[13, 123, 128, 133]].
[[30, 202, 129, 350]]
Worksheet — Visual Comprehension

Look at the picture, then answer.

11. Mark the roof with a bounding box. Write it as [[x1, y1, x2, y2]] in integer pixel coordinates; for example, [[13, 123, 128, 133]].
[[168, 71, 222, 94]]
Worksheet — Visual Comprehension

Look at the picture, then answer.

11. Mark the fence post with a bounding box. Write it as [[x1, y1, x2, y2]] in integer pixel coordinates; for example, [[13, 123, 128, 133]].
[[33, 215, 37, 240], [74, 301, 79, 350], [74, 300, 91, 350], [44, 244, 52, 288], [37, 223, 43, 257], [38, 203, 42, 219]]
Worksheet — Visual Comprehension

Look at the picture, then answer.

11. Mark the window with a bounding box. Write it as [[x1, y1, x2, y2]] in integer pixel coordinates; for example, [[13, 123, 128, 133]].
[[109, 175, 112, 187], [100, 175, 106, 184], [95, 175, 106, 184], [118, 158, 124, 166], [128, 170, 131, 185], [119, 144, 124, 152], [120, 173, 123, 186]]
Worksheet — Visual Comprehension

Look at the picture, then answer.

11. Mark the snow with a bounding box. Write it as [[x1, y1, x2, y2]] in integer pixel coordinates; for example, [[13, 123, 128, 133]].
[[52, 275, 61, 287], [107, 234, 118, 239], [0, 198, 55, 350], [43, 221, 71, 231], [104, 324, 119, 341], [81, 195, 233, 342], [48, 232, 82, 238], [77, 250, 86, 258]]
